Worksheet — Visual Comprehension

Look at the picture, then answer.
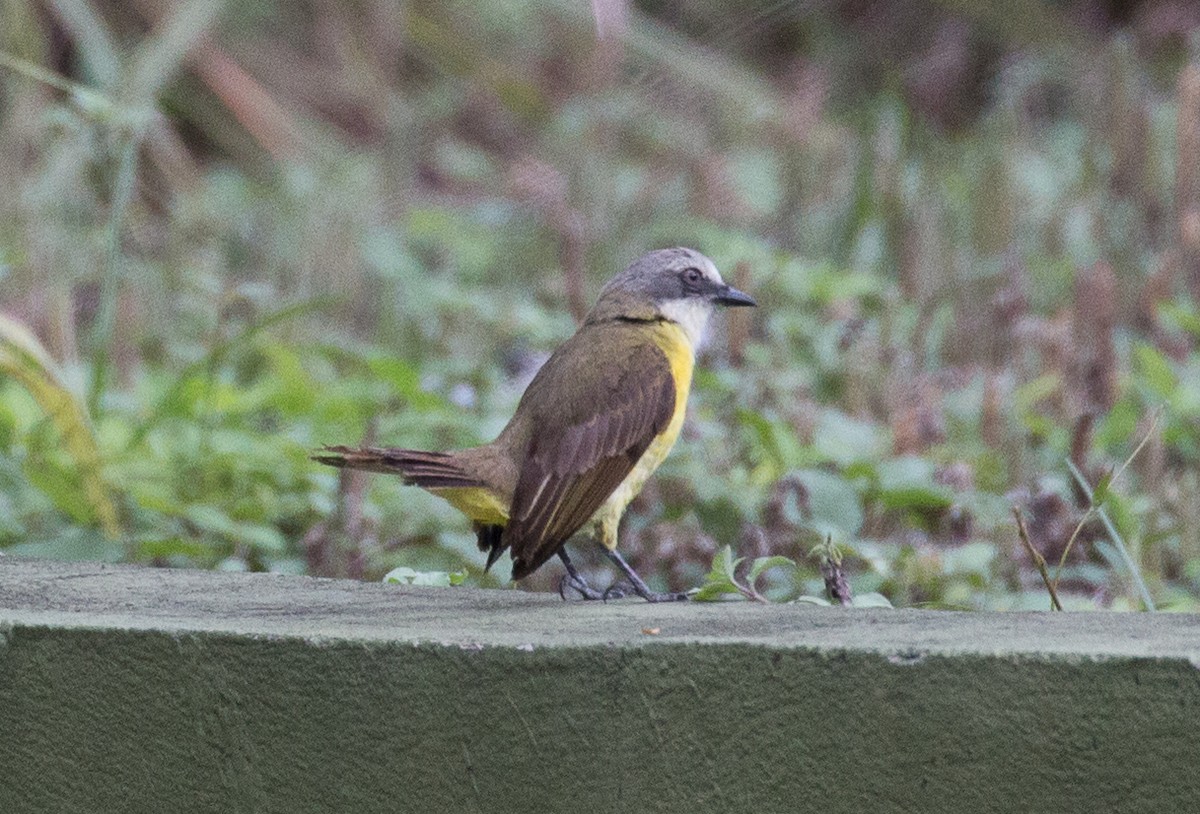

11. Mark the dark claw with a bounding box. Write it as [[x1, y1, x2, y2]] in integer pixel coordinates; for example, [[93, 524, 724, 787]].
[[602, 583, 629, 602], [558, 573, 604, 601], [648, 591, 690, 603], [556, 549, 605, 601]]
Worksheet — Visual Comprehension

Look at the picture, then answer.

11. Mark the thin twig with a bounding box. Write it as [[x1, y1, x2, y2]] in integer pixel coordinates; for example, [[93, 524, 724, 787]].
[[1055, 411, 1162, 578], [1053, 502, 1094, 579], [1013, 506, 1063, 611], [733, 571, 769, 604], [1108, 409, 1162, 492], [1051, 411, 1161, 612]]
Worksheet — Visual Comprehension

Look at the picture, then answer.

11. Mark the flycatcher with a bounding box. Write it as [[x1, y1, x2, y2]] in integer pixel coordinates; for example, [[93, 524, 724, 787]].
[[314, 247, 755, 601]]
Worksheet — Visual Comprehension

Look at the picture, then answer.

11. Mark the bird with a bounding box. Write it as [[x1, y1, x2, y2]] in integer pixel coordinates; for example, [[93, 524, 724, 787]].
[[314, 247, 756, 601]]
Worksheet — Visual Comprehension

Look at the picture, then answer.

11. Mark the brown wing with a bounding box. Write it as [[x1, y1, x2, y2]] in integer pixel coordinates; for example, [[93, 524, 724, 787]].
[[505, 339, 676, 580]]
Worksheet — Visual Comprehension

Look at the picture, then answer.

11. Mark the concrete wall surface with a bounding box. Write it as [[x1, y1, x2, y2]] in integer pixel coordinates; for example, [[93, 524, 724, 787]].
[[1, 556, 1198, 813]]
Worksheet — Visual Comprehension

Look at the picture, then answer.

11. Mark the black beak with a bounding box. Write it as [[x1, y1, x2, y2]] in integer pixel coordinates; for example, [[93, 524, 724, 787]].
[[711, 284, 757, 308]]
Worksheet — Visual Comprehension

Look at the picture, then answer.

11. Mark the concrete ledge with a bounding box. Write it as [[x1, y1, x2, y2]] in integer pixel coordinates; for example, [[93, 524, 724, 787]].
[[2, 557, 1199, 813]]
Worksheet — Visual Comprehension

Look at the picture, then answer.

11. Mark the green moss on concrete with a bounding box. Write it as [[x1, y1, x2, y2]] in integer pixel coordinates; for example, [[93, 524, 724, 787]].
[[1, 558, 1199, 813]]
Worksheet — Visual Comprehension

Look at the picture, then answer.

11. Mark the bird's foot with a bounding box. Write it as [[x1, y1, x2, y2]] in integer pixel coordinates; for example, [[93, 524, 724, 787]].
[[602, 583, 628, 602], [557, 549, 606, 601], [636, 589, 689, 603], [600, 581, 687, 602], [558, 573, 605, 601], [601, 549, 689, 602]]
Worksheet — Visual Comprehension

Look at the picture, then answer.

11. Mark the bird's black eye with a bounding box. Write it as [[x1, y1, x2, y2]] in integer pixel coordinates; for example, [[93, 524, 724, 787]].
[[682, 267, 703, 285]]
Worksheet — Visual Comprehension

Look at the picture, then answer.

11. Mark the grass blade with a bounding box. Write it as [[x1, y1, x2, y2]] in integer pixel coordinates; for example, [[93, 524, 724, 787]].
[[129, 0, 226, 104], [0, 314, 120, 537], [43, 0, 120, 88], [1065, 459, 1155, 612], [125, 295, 339, 450]]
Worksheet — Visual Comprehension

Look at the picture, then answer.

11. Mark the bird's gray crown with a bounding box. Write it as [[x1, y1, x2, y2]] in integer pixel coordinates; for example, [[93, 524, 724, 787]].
[[596, 247, 723, 307]]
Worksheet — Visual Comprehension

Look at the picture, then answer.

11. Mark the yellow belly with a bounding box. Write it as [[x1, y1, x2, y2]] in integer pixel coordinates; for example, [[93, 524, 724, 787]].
[[590, 321, 695, 549], [430, 486, 509, 526]]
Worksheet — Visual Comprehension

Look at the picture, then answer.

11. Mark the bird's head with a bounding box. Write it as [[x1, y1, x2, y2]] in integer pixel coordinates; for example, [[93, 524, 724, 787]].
[[588, 247, 756, 346]]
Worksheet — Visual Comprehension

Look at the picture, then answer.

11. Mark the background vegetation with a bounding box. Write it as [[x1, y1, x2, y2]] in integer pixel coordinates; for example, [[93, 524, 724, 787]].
[[3, 0, 1200, 609]]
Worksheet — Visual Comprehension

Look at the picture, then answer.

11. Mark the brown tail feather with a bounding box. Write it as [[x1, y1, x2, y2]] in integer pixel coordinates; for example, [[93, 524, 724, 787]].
[[312, 445, 483, 489]]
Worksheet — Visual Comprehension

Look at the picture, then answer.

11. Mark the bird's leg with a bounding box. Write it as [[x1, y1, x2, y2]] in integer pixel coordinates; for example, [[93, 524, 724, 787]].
[[602, 549, 688, 602], [556, 549, 604, 601]]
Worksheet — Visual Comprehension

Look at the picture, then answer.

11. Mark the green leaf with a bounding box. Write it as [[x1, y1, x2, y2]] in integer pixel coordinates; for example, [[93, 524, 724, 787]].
[[693, 495, 748, 544], [136, 537, 215, 560], [737, 409, 808, 473], [793, 595, 832, 606], [813, 409, 885, 466], [232, 522, 287, 553], [364, 353, 444, 410], [940, 542, 996, 578], [691, 546, 748, 601], [6, 527, 123, 562], [1013, 373, 1061, 414], [1159, 301, 1200, 336], [184, 505, 238, 537], [787, 469, 865, 538], [747, 555, 796, 585], [128, 295, 336, 449], [1094, 399, 1139, 449], [875, 456, 954, 511], [1133, 344, 1176, 398], [23, 459, 97, 526], [710, 545, 743, 582], [810, 270, 887, 305], [383, 567, 463, 587], [691, 580, 745, 601]]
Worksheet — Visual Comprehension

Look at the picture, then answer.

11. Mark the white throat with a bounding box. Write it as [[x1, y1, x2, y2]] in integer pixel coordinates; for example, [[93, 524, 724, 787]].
[[658, 298, 713, 349]]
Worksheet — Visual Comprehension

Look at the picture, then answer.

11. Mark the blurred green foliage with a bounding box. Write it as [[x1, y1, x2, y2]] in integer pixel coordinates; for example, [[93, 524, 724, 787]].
[[2, 0, 1200, 609]]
